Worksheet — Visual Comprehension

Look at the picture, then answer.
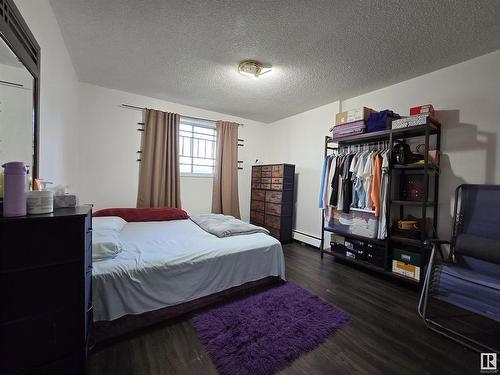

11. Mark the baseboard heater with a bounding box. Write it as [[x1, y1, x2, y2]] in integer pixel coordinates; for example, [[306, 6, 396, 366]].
[[292, 230, 322, 248]]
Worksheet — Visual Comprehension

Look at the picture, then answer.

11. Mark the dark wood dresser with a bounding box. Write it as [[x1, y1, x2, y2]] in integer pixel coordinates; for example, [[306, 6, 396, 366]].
[[250, 164, 295, 242], [0, 206, 92, 375]]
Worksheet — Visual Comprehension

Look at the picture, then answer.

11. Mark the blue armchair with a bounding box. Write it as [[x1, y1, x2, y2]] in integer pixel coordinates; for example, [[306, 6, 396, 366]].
[[418, 184, 500, 353]]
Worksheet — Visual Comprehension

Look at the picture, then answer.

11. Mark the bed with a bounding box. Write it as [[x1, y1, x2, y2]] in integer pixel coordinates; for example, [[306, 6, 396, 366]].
[[92, 217, 285, 341]]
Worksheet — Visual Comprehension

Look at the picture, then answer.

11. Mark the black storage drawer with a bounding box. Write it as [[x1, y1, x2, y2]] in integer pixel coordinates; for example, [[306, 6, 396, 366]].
[[27, 354, 83, 375], [330, 242, 346, 255], [331, 241, 366, 260], [0, 217, 84, 271], [344, 239, 366, 260], [0, 207, 91, 375], [365, 243, 387, 269], [1, 262, 82, 323], [0, 310, 83, 375]]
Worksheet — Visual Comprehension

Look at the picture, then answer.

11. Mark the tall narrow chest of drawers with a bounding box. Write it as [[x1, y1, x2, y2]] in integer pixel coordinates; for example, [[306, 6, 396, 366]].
[[250, 164, 295, 242], [0, 206, 93, 375]]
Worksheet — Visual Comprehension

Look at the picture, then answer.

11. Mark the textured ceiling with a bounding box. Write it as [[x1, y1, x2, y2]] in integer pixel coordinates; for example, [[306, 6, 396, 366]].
[[50, 0, 500, 123]]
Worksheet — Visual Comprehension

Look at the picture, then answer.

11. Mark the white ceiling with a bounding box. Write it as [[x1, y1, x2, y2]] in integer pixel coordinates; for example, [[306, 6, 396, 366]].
[[50, 0, 500, 123]]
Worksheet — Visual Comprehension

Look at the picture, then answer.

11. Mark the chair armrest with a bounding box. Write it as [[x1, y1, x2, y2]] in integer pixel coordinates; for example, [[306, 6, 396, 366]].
[[423, 239, 450, 248], [423, 239, 450, 260]]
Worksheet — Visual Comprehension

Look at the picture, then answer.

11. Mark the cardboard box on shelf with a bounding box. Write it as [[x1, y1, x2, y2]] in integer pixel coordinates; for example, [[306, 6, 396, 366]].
[[335, 107, 375, 125], [391, 113, 436, 129], [331, 233, 345, 245], [410, 104, 434, 116], [392, 248, 421, 281], [392, 260, 421, 281]]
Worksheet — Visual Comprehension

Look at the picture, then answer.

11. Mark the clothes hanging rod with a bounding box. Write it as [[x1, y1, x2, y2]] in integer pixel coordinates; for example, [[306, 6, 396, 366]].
[[340, 140, 389, 147], [120, 104, 244, 126]]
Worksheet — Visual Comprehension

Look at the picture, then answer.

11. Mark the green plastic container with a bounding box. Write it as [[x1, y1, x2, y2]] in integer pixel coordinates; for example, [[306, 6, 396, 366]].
[[393, 248, 421, 266]]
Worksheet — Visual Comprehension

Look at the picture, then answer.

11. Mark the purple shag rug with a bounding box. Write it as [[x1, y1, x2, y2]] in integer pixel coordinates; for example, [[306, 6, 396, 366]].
[[191, 282, 349, 375]]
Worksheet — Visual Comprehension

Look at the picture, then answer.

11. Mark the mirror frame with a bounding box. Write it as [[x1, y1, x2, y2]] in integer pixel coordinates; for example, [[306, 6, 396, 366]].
[[0, 0, 41, 179]]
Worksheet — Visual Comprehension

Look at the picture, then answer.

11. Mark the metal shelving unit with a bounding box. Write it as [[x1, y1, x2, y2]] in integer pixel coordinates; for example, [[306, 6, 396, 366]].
[[319, 119, 441, 285]]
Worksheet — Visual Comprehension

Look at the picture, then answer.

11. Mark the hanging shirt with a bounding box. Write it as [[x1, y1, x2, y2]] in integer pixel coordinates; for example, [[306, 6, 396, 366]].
[[318, 155, 329, 209], [322, 156, 334, 209], [330, 156, 342, 207], [349, 153, 361, 208], [378, 150, 390, 239], [371, 153, 383, 217], [354, 151, 369, 209], [342, 154, 355, 213], [336, 156, 346, 211], [362, 151, 375, 209], [356, 151, 370, 208], [326, 155, 337, 208]]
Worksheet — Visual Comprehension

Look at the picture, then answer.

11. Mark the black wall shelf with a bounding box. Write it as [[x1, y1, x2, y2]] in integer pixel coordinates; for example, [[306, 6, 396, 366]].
[[391, 200, 436, 207], [324, 226, 386, 247], [320, 117, 441, 285]]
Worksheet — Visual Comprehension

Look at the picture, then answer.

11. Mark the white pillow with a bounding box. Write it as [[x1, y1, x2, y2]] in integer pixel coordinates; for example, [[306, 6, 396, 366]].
[[92, 216, 127, 233], [92, 229, 123, 261]]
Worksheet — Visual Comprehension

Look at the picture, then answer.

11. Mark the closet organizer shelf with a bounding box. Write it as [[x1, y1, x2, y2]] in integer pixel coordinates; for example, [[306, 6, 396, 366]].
[[326, 250, 386, 272], [326, 123, 439, 145], [391, 200, 436, 206], [323, 226, 386, 247], [390, 235, 425, 246], [393, 164, 436, 170], [320, 116, 441, 287], [324, 250, 419, 284]]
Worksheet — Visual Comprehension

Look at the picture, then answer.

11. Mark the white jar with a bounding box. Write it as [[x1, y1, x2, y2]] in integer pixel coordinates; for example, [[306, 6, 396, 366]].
[[27, 190, 54, 214]]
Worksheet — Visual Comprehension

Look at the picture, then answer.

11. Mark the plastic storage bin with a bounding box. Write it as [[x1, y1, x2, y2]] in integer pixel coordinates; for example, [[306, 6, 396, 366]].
[[328, 209, 379, 239]]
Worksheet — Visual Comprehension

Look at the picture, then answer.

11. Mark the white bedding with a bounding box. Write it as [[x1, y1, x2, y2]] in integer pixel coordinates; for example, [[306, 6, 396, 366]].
[[92, 219, 285, 321]]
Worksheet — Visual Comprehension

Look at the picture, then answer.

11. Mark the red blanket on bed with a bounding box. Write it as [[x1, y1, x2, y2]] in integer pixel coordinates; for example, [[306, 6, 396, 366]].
[[93, 207, 189, 222]]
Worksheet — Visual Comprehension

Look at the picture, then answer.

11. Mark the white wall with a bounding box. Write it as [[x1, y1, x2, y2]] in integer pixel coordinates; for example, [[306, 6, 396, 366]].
[[263, 102, 340, 246], [10, 0, 500, 241], [77, 83, 267, 222], [14, 0, 80, 187], [267, 50, 500, 244], [341, 50, 500, 240]]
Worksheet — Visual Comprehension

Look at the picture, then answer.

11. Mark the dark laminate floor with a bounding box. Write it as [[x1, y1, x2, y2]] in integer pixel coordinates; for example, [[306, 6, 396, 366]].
[[88, 242, 480, 375]]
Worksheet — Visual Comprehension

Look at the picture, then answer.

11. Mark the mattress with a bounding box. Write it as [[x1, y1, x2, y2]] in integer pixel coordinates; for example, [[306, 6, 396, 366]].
[[92, 219, 285, 321]]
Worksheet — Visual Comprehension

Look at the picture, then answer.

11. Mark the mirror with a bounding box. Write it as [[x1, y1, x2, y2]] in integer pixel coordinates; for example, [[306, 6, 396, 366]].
[[0, 36, 35, 176], [0, 0, 41, 200]]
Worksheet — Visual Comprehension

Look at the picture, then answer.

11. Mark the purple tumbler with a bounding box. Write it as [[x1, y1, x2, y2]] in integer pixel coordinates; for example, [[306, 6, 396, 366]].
[[2, 162, 27, 217]]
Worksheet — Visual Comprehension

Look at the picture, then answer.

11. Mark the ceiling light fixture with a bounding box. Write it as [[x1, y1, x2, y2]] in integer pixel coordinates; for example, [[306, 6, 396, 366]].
[[238, 60, 271, 79]]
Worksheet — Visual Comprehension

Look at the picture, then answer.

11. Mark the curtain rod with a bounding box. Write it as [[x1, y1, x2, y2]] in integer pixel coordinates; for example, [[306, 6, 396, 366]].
[[120, 104, 244, 126]]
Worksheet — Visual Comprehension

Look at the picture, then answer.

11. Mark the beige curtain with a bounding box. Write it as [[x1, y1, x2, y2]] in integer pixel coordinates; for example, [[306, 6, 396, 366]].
[[137, 109, 181, 208], [212, 121, 240, 218]]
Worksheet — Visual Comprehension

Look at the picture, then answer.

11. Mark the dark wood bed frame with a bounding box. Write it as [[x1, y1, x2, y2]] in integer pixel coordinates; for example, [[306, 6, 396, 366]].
[[93, 276, 283, 343]]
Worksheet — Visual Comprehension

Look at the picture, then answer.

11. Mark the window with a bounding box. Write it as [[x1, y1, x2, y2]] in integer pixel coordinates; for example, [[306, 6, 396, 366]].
[[179, 117, 216, 176]]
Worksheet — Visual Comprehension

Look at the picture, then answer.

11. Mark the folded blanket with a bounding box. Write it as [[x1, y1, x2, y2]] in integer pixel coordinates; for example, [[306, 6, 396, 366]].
[[190, 214, 269, 238], [93, 207, 189, 222]]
